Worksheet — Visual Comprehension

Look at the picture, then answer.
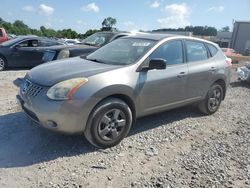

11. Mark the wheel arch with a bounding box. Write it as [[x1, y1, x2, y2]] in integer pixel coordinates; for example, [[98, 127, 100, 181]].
[[0, 53, 8, 70], [93, 94, 136, 125], [212, 79, 226, 100], [0, 53, 7, 64]]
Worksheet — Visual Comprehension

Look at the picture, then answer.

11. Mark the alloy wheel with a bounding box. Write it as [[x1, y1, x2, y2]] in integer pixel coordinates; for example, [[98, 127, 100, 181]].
[[0, 57, 5, 71], [98, 109, 126, 141], [208, 88, 221, 112]]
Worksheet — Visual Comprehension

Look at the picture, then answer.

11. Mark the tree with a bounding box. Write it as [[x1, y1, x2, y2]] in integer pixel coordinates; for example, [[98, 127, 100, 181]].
[[102, 17, 117, 28], [13, 20, 29, 29], [82, 29, 99, 38], [220, 26, 230, 32]]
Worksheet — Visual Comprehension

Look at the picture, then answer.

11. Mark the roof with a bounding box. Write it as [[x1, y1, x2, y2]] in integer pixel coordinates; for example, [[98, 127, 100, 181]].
[[234, 20, 250, 24], [217, 32, 232, 39], [124, 33, 176, 41]]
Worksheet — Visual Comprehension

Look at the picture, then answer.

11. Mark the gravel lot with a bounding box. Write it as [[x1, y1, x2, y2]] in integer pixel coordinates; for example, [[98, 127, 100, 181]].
[[0, 69, 249, 188]]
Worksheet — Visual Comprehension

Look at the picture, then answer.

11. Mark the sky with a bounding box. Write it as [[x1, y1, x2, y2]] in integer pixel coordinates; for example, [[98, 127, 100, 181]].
[[0, 0, 250, 33]]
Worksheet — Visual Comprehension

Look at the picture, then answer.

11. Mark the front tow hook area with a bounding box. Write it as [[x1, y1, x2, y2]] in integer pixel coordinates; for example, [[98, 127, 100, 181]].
[[13, 78, 24, 87]]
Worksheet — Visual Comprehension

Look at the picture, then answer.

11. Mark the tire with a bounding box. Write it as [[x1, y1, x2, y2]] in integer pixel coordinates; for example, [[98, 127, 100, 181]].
[[84, 98, 133, 148], [198, 84, 223, 115], [0, 56, 7, 71]]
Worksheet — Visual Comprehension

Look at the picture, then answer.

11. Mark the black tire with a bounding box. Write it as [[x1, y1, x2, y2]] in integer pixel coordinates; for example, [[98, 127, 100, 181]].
[[198, 84, 223, 115], [84, 98, 133, 148], [0, 56, 7, 71]]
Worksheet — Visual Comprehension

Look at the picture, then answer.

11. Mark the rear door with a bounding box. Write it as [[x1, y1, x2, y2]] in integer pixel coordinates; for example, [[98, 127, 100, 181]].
[[185, 40, 217, 99]]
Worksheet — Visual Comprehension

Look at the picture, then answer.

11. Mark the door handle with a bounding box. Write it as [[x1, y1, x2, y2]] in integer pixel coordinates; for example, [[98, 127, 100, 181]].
[[209, 67, 216, 72], [177, 72, 186, 78]]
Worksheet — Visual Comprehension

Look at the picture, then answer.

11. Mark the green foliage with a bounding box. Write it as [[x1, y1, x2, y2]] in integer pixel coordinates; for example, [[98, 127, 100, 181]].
[[81, 29, 100, 38], [102, 17, 117, 28], [153, 26, 218, 36], [0, 18, 98, 39], [220, 26, 230, 32]]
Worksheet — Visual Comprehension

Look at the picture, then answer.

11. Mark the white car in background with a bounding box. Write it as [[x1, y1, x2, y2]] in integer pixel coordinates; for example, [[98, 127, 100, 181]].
[[64, 39, 81, 45]]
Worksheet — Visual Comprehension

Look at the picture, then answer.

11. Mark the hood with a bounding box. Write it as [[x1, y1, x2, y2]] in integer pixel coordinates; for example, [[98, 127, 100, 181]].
[[26, 57, 121, 86], [38, 44, 97, 51]]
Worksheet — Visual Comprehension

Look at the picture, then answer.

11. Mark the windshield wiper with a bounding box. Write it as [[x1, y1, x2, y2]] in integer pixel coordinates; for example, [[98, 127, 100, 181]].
[[86, 58, 105, 64], [83, 42, 98, 47]]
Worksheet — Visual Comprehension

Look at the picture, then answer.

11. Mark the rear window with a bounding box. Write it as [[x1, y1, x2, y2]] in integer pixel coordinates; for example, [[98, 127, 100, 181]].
[[207, 43, 218, 57], [186, 40, 208, 62]]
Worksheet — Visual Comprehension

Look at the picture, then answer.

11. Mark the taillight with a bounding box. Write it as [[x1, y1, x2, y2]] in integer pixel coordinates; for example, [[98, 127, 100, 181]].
[[225, 58, 232, 68]]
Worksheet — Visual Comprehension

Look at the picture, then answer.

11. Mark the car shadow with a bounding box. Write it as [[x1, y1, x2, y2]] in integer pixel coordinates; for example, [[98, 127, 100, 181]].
[[230, 81, 250, 89], [0, 106, 202, 168], [129, 105, 201, 136], [3, 67, 31, 71]]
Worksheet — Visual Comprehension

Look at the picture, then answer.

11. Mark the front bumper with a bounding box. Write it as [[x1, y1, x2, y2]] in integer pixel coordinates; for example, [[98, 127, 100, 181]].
[[17, 86, 92, 134]]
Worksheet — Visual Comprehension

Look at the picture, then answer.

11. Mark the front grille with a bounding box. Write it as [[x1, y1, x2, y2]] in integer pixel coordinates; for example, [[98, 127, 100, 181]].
[[22, 80, 44, 97]]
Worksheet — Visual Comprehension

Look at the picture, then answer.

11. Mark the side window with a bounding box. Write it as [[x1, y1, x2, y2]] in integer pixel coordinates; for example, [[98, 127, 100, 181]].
[[0, 30, 3, 37], [150, 40, 183, 65], [40, 40, 55, 47], [186, 40, 208, 62], [30, 40, 38, 47], [18, 40, 29, 47], [18, 40, 38, 47], [207, 43, 218, 57]]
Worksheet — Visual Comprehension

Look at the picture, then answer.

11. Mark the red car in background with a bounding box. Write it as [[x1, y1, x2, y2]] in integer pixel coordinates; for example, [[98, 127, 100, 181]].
[[0, 28, 8, 43], [221, 48, 242, 63]]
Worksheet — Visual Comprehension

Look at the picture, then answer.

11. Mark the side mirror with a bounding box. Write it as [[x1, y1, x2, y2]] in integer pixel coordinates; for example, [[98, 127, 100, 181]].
[[140, 58, 166, 71], [13, 45, 20, 50]]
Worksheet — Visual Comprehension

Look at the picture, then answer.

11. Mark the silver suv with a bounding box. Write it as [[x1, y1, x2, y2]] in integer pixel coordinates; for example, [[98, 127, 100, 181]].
[[17, 34, 231, 148]]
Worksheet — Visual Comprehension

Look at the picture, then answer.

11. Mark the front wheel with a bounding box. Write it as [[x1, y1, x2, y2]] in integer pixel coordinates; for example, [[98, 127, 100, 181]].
[[84, 98, 133, 148], [0, 56, 7, 71], [198, 84, 223, 115]]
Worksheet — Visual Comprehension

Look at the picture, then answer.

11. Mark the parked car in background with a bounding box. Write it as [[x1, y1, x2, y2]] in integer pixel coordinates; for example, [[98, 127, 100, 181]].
[[244, 47, 250, 56], [0, 36, 65, 71], [64, 39, 81, 45], [0, 28, 8, 43], [7, 34, 16, 39], [17, 34, 231, 148], [42, 32, 130, 63], [237, 63, 250, 83], [221, 48, 242, 63]]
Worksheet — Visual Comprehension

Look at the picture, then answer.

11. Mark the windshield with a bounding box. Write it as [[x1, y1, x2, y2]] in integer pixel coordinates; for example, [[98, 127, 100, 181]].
[[0, 37, 22, 46], [86, 38, 156, 65], [83, 33, 114, 47]]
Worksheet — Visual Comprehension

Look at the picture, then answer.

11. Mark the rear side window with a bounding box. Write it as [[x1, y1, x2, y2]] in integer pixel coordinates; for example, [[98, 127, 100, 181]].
[[40, 40, 61, 47], [207, 43, 218, 57], [150, 40, 183, 65], [185, 40, 208, 62]]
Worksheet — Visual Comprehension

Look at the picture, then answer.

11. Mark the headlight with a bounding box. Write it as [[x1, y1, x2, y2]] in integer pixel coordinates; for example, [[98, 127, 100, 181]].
[[47, 78, 88, 100]]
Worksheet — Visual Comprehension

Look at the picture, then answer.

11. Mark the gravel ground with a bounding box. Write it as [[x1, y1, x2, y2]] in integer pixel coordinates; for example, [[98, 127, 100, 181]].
[[0, 69, 249, 188]]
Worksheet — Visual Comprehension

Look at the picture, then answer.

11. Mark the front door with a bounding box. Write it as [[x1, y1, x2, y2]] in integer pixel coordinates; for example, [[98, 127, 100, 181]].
[[10, 39, 44, 67], [138, 40, 189, 115]]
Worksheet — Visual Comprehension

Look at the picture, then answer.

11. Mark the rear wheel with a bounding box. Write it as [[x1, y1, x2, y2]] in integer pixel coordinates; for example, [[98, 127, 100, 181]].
[[0, 56, 7, 71], [84, 98, 133, 148], [199, 84, 223, 115]]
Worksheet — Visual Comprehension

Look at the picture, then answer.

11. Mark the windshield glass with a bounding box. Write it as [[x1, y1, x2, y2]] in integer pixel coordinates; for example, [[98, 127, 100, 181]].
[[83, 33, 114, 47], [86, 38, 156, 65], [0, 37, 22, 46]]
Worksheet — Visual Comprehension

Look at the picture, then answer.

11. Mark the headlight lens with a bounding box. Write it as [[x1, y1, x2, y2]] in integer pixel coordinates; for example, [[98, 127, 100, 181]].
[[47, 78, 88, 100]]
